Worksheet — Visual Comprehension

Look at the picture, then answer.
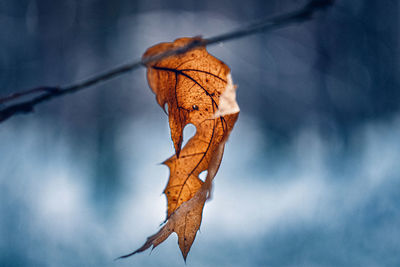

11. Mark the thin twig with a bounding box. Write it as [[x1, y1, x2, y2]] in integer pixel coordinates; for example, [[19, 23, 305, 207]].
[[0, 0, 334, 124]]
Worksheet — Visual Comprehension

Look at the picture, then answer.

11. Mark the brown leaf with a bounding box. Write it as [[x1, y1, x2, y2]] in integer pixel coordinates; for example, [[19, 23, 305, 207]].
[[120, 37, 239, 261]]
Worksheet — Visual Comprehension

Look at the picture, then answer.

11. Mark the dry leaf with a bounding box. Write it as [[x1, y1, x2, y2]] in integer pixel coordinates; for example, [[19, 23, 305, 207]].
[[120, 37, 239, 261]]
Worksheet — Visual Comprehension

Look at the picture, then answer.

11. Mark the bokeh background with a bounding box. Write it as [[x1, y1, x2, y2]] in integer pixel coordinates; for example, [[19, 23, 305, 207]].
[[1, 0, 399, 266]]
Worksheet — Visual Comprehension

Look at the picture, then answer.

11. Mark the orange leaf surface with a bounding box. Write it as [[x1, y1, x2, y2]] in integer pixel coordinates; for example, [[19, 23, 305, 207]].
[[120, 37, 239, 261]]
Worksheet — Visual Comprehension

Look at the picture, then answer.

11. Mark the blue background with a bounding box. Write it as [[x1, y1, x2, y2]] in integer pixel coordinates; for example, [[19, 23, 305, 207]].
[[1, 0, 399, 266]]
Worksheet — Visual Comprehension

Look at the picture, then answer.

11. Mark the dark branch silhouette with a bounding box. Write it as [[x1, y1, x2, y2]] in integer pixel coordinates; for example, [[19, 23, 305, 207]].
[[0, 0, 334, 124]]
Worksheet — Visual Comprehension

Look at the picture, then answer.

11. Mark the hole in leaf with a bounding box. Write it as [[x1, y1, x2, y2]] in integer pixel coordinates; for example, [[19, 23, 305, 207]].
[[163, 103, 168, 115], [199, 171, 207, 182], [182, 123, 196, 148]]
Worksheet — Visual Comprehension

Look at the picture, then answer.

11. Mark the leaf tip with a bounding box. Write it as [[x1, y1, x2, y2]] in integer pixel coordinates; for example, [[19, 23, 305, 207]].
[[114, 250, 137, 261], [181, 249, 189, 263]]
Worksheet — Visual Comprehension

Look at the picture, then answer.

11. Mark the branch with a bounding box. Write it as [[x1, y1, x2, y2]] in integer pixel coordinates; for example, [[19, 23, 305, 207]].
[[0, 0, 334, 124]]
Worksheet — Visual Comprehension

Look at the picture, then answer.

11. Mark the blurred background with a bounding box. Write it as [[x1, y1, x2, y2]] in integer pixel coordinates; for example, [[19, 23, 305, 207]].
[[0, 0, 399, 266]]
